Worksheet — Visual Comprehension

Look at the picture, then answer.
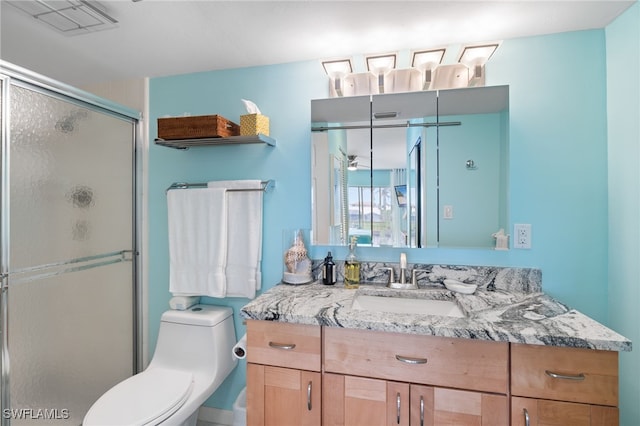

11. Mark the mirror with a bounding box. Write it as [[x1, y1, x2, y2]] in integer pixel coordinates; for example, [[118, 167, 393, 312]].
[[311, 85, 509, 249]]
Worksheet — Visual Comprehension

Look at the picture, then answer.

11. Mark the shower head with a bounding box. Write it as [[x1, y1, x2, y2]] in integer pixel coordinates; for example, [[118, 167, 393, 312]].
[[55, 109, 89, 133]]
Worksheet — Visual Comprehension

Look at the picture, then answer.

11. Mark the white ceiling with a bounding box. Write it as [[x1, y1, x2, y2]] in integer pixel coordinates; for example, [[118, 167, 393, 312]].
[[0, 1, 635, 88]]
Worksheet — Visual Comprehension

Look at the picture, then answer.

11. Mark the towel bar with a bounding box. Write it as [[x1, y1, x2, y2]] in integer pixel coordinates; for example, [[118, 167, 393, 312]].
[[166, 180, 274, 193]]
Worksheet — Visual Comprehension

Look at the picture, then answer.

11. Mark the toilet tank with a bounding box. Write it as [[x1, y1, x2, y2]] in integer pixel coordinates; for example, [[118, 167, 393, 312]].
[[149, 305, 237, 377]]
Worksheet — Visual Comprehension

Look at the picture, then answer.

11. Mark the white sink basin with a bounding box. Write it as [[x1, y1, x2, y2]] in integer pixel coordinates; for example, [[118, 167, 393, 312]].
[[351, 294, 465, 318]]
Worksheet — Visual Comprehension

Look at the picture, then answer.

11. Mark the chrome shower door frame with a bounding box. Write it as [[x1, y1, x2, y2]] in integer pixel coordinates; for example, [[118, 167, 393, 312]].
[[0, 61, 142, 426]]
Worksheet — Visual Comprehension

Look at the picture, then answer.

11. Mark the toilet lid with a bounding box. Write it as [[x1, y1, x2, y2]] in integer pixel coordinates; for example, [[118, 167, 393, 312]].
[[84, 369, 193, 426]]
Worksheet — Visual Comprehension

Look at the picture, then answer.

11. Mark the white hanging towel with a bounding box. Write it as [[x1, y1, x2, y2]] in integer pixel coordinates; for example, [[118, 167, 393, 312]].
[[208, 180, 263, 298], [167, 187, 228, 297]]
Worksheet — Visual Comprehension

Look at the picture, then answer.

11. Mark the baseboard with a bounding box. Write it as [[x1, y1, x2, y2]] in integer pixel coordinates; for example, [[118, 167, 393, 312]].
[[198, 406, 234, 426]]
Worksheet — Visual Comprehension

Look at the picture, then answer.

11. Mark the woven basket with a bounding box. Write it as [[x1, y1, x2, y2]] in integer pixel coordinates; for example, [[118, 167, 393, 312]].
[[158, 115, 240, 140]]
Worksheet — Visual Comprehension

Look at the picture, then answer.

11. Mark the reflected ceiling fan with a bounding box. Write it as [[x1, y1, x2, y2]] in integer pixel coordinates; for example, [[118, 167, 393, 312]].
[[347, 155, 370, 171]]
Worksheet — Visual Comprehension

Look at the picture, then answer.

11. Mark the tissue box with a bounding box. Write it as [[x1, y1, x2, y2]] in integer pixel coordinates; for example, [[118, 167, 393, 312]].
[[240, 114, 269, 136], [157, 115, 240, 140]]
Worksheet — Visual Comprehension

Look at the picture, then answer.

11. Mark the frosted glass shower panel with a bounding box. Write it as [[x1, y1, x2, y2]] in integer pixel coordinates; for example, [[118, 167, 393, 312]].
[[8, 262, 134, 425], [9, 86, 134, 269]]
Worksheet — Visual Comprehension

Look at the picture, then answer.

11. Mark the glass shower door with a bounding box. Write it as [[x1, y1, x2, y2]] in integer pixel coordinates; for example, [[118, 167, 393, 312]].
[[3, 82, 137, 425]]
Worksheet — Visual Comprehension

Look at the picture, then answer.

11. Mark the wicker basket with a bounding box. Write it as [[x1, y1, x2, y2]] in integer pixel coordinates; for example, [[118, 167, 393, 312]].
[[158, 115, 240, 140]]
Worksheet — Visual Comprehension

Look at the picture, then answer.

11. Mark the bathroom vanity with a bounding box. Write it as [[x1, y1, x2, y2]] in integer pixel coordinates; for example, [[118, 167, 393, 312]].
[[241, 266, 630, 426]]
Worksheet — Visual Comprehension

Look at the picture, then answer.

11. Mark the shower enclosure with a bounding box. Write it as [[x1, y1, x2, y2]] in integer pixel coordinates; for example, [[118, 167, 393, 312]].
[[0, 62, 140, 425]]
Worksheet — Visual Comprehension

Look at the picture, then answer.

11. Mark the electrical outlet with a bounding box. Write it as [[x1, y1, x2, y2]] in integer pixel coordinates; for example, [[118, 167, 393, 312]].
[[443, 205, 454, 219], [514, 223, 532, 249]]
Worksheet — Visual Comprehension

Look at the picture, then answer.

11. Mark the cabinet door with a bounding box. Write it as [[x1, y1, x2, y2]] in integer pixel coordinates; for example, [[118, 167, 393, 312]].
[[511, 396, 619, 426], [410, 384, 508, 426], [323, 374, 410, 426], [247, 363, 321, 426]]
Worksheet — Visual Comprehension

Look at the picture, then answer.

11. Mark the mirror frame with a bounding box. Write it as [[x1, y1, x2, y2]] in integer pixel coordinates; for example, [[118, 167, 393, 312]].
[[311, 85, 509, 249]]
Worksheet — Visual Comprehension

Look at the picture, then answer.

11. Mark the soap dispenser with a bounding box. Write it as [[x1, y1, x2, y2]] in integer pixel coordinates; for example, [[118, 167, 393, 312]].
[[322, 251, 336, 285], [344, 236, 360, 289]]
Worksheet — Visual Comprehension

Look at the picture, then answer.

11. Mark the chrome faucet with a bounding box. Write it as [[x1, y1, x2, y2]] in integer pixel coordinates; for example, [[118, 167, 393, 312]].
[[399, 253, 408, 284], [378, 253, 418, 289]]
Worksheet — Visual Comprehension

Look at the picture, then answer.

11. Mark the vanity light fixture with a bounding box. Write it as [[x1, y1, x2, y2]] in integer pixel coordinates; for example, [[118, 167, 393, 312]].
[[458, 43, 500, 85], [6, 0, 118, 35], [411, 48, 446, 90], [322, 59, 353, 97], [366, 53, 397, 72], [366, 53, 397, 94]]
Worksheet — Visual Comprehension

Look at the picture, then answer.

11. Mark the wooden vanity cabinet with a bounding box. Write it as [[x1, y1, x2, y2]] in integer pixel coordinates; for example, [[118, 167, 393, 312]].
[[510, 343, 619, 426], [246, 320, 322, 426], [246, 322, 620, 426], [323, 327, 509, 425]]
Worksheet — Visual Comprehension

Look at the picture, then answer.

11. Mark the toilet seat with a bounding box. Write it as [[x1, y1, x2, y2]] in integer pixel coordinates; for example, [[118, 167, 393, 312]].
[[84, 368, 193, 426]]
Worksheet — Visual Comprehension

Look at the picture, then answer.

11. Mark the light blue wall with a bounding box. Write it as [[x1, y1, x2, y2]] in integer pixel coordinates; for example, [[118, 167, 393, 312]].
[[606, 3, 640, 425], [149, 29, 619, 412], [438, 112, 505, 248], [148, 61, 327, 408]]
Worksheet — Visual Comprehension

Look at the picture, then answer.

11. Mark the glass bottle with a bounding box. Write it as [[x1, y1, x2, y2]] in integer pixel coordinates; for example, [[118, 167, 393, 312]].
[[322, 251, 336, 285], [344, 236, 360, 289]]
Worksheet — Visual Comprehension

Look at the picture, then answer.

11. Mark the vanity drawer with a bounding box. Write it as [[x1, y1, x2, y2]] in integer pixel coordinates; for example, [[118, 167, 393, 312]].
[[511, 343, 618, 406], [323, 327, 509, 394], [246, 320, 321, 372]]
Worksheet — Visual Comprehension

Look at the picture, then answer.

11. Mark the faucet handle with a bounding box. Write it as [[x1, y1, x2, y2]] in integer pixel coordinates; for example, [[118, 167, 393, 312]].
[[377, 267, 395, 284], [411, 269, 430, 286]]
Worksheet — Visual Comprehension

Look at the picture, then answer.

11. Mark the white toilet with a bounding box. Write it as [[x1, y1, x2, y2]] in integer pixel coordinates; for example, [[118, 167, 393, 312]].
[[83, 305, 238, 426]]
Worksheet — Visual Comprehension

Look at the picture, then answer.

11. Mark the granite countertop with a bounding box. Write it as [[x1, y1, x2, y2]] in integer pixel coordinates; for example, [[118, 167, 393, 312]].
[[241, 266, 632, 352]]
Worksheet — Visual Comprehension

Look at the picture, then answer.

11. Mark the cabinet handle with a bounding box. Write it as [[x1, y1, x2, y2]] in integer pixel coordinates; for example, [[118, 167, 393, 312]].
[[545, 370, 585, 381], [395, 354, 428, 364], [268, 341, 296, 350], [523, 408, 530, 426], [307, 381, 312, 411], [420, 396, 424, 426], [396, 392, 401, 424]]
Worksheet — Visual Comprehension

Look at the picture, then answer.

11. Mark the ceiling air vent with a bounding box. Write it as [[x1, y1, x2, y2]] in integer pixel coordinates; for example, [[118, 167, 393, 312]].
[[6, 0, 118, 36]]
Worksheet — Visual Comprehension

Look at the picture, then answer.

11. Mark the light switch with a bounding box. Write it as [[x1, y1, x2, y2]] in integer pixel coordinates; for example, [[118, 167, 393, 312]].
[[443, 205, 454, 219]]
